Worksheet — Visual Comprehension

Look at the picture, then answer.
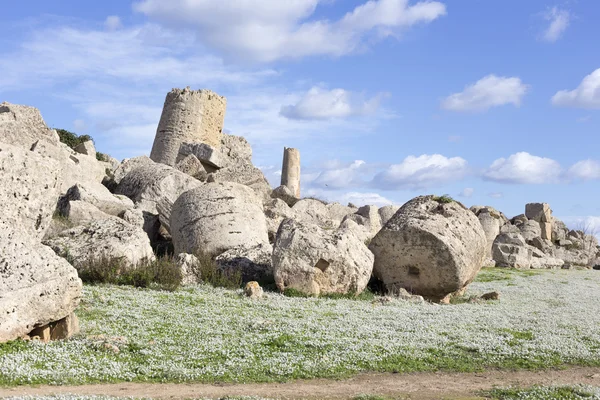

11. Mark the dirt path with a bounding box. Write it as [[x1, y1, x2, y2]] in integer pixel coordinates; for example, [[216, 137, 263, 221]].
[[2, 367, 600, 399]]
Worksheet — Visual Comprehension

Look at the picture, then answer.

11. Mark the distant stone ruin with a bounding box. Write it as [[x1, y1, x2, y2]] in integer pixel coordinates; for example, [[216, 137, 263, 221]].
[[150, 87, 227, 166], [281, 147, 300, 198]]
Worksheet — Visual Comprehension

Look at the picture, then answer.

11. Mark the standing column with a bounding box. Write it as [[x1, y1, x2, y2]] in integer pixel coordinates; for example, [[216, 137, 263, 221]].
[[281, 147, 300, 198]]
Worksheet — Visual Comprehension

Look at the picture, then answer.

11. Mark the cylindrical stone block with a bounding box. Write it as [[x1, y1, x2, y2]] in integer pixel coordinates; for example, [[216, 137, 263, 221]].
[[150, 87, 227, 166], [281, 147, 300, 198]]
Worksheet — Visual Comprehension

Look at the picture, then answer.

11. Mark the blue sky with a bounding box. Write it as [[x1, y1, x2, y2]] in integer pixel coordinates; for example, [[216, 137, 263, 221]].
[[1, 0, 599, 230]]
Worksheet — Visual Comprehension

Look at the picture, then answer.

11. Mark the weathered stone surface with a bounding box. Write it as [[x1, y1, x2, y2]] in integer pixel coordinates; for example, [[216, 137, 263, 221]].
[[73, 140, 96, 157], [174, 154, 207, 181], [216, 243, 273, 283], [525, 203, 553, 240], [369, 196, 487, 301], [264, 198, 296, 243], [244, 281, 264, 299], [492, 233, 532, 269], [531, 250, 564, 269], [150, 88, 226, 166], [273, 218, 374, 296], [0, 102, 56, 149], [511, 214, 528, 227], [0, 141, 61, 239], [356, 205, 383, 237], [59, 182, 134, 217], [175, 253, 200, 286], [378, 205, 400, 226], [520, 220, 542, 242], [59, 201, 111, 227], [115, 162, 202, 232], [171, 182, 269, 257], [112, 156, 154, 186], [208, 163, 272, 204], [29, 139, 107, 191], [271, 185, 299, 207], [178, 142, 222, 170], [471, 207, 503, 262], [44, 218, 155, 268], [1, 103, 107, 191], [281, 147, 300, 198], [0, 219, 82, 343], [220, 134, 252, 165], [552, 219, 569, 242], [292, 199, 355, 230]]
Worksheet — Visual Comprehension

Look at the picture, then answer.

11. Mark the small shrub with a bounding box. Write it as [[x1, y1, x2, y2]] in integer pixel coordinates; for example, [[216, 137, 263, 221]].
[[77, 254, 182, 291], [432, 194, 454, 204], [96, 152, 109, 162], [56, 129, 92, 149], [188, 250, 242, 289]]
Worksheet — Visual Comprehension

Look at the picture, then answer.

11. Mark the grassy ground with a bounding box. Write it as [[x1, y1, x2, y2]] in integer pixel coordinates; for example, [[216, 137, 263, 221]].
[[1, 269, 600, 386]]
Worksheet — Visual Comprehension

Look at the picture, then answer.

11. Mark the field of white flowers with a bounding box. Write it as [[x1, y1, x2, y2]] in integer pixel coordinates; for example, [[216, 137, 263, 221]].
[[1, 268, 600, 386]]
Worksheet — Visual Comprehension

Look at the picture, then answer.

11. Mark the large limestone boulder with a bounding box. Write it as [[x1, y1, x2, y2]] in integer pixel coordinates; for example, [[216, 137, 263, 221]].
[[0, 220, 82, 343], [1, 102, 107, 191], [0, 142, 61, 239], [525, 203, 553, 240], [520, 220, 542, 242], [552, 219, 569, 242], [115, 161, 202, 232], [58, 182, 134, 217], [170, 182, 270, 257], [44, 218, 155, 268], [264, 198, 296, 243], [492, 233, 533, 269], [369, 196, 487, 301], [470, 206, 503, 263], [215, 243, 274, 283], [271, 185, 299, 207], [112, 156, 155, 186], [292, 199, 355, 230], [272, 218, 374, 296], [208, 163, 272, 204], [0, 102, 58, 149], [378, 205, 400, 226]]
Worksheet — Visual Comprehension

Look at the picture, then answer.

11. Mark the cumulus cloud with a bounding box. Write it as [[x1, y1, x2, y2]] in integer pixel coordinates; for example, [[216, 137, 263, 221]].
[[133, 0, 446, 62], [459, 187, 474, 198], [305, 160, 369, 190], [541, 7, 571, 42], [483, 152, 563, 184], [280, 87, 386, 120], [105, 16, 123, 31], [551, 68, 600, 109], [372, 154, 469, 189], [441, 75, 529, 112], [568, 160, 600, 181]]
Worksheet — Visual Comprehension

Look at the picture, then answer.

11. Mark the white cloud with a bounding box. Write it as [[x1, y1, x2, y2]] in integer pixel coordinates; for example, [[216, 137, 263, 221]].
[[483, 152, 562, 184], [459, 187, 474, 198], [488, 192, 504, 199], [551, 68, 600, 109], [338, 192, 394, 207], [306, 160, 369, 190], [541, 7, 570, 42], [105, 16, 123, 31], [373, 154, 468, 189], [280, 87, 386, 120], [441, 75, 529, 112], [568, 160, 600, 181], [133, 0, 446, 62]]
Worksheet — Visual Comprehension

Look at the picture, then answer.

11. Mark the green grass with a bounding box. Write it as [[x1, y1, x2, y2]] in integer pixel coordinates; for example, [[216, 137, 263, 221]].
[[283, 287, 377, 301], [433, 194, 454, 204], [474, 267, 542, 283]]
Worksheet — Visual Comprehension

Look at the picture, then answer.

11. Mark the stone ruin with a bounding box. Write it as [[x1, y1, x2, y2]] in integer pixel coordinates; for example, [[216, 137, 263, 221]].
[[281, 147, 301, 198], [2, 89, 599, 343], [150, 87, 227, 166]]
